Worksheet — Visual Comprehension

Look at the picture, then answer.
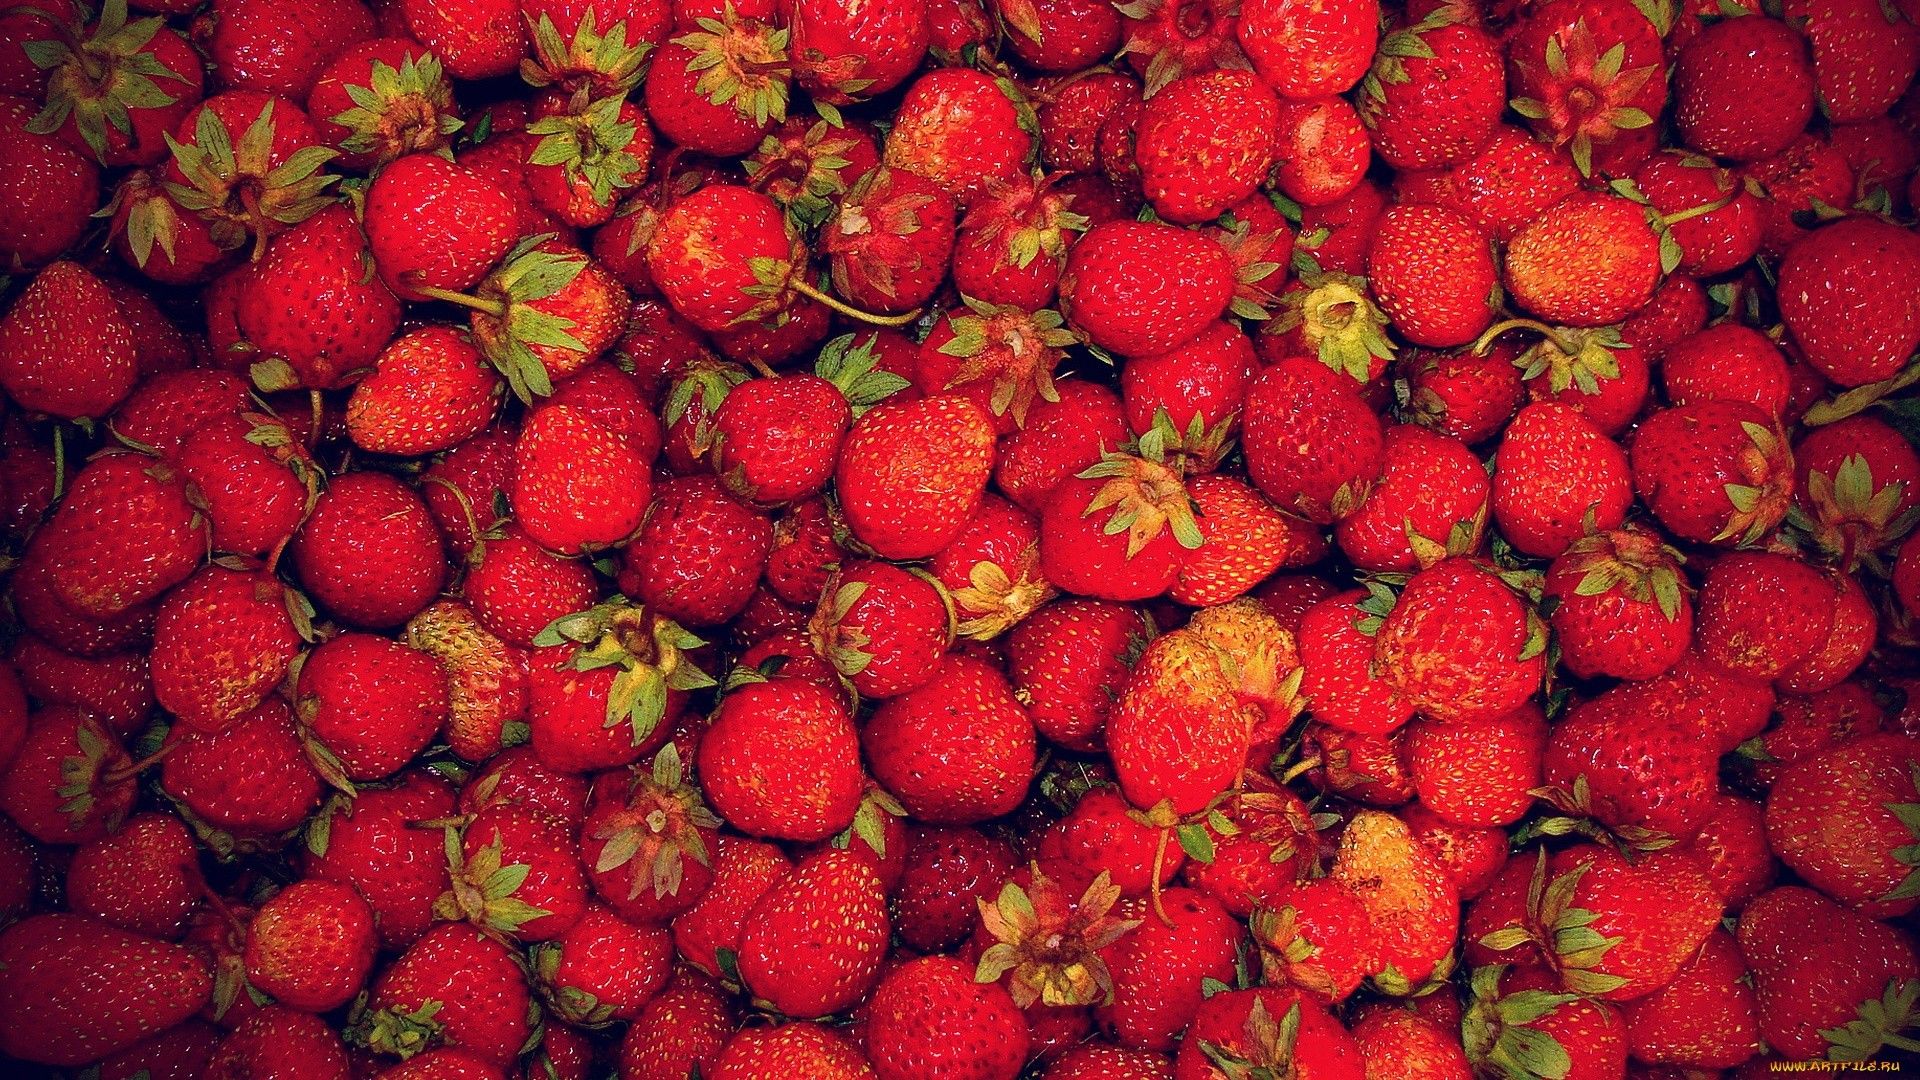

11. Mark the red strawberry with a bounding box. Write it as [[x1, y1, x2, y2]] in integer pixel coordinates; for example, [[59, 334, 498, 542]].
[[1630, 400, 1793, 547], [436, 801, 587, 941], [399, 0, 524, 80], [1786, 0, 1920, 123], [1407, 704, 1545, 828], [1673, 15, 1814, 162], [1243, 356, 1386, 523], [617, 975, 735, 1080], [699, 676, 862, 841], [1135, 70, 1279, 225], [293, 471, 445, 628], [866, 954, 1028, 1080], [160, 697, 324, 837], [364, 153, 518, 302], [1252, 878, 1379, 1003], [1059, 219, 1235, 358], [522, 93, 655, 228], [303, 769, 456, 949], [157, 91, 338, 262], [823, 166, 955, 315], [511, 402, 652, 555], [296, 634, 446, 783], [0, 914, 212, 1066], [620, 474, 773, 627], [1297, 588, 1416, 736], [1631, 151, 1763, 278], [1007, 598, 1151, 751], [529, 600, 713, 773], [1540, 684, 1719, 842], [1038, 445, 1201, 603], [1490, 401, 1632, 559], [1099, 887, 1241, 1052], [346, 326, 503, 455], [1777, 217, 1920, 388], [642, 6, 790, 156], [1620, 929, 1762, 1070], [1331, 809, 1459, 993], [929, 493, 1055, 640], [671, 833, 791, 976], [1792, 414, 1920, 568], [1502, 192, 1661, 329], [1737, 885, 1920, 1061], [1173, 986, 1366, 1079], [808, 559, 952, 697], [1107, 622, 1262, 817], [1505, 0, 1666, 176], [1543, 526, 1692, 681], [207, 1005, 351, 1078], [0, 260, 138, 418], [0, 95, 99, 267], [1335, 424, 1487, 573], [405, 600, 532, 764], [865, 653, 1035, 824], [1766, 731, 1920, 918], [352, 922, 532, 1066], [35, 452, 204, 619], [309, 39, 460, 169], [243, 879, 377, 1012], [67, 811, 202, 937], [1238, 0, 1377, 98], [237, 203, 402, 391], [1367, 203, 1496, 348], [0, 705, 136, 844], [151, 565, 305, 734], [1373, 558, 1546, 725], [1175, 474, 1316, 605], [836, 392, 996, 559], [996, 379, 1130, 514], [175, 411, 313, 559], [1661, 322, 1789, 418], [27, 0, 203, 166], [1350, 1004, 1473, 1080], [532, 902, 670, 1026], [1692, 551, 1835, 683], [1357, 14, 1504, 170], [1462, 964, 1627, 1080], [737, 847, 890, 1018], [711, 1022, 874, 1079], [883, 67, 1032, 203], [578, 746, 722, 923]]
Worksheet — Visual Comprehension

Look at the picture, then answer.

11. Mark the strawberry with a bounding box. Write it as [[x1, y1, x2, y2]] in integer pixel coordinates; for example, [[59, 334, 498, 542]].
[[1173, 985, 1365, 1078], [1737, 885, 1920, 1061], [173, 411, 312, 559], [436, 801, 586, 941], [111, 368, 251, 460], [1693, 551, 1835, 682], [1489, 401, 1631, 559], [1007, 598, 1152, 751], [578, 746, 722, 923], [1661, 322, 1789, 418], [1503, 192, 1661, 328], [1777, 217, 1920, 388], [293, 471, 445, 628], [1269, 96, 1369, 207], [1398, 342, 1525, 446], [0, 260, 138, 418], [1331, 809, 1459, 994], [364, 153, 518, 302], [643, 6, 789, 156], [699, 676, 862, 841], [868, 954, 1028, 1079], [1677, 793, 1776, 908], [353, 922, 532, 1066], [1630, 151, 1763, 278], [243, 879, 378, 1012], [346, 326, 502, 455], [1175, 474, 1316, 605], [712, 339, 899, 505], [1505, 0, 1666, 177], [399, 0, 524, 80], [1107, 621, 1262, 817], [523, 93, 654, 229], [1393, 125, 1580, 243], [836, 393, 996, 559], [1357, 14, 1504, 170], [1787, 0, 1920, 123], [823, 166, 955, 315], [1238, 0, 1377, 99], [1373, 558, 1545, 725], [67, 811, 202, 937], [620, 475, 772, 627], [671, 833, 791, 975], [1038, 445, 1201, 602], [1335, 424, 1486, 574], [309, 39, 460, 169], [786, 0, 928, 102], [1462, 964, 1627, 1080], [1039, 72, 1140, 175], [237, 203, 401, 394], [996, 379, 1130, 514], [1252, 878, 1379, 1003], [405, 600, 531, 763], [1367, 203, 1496, 348], [446, 236, 631, 399], [808, 559, 952, 698], [1541, 685, 1718, 842], [0, 705, 135, 843], [204, 0, 374, 98], [928, 494, 1055, 640], [511, 402, 652, 555], [157, 91, 338, 262], [1766, 731, 1920, 917], [0, 96, 93, 265], [644, 184, 794, 334], [617, 974, 734, 1080], [0, 914, 212, 1066], [737, 847, 890, 1018], [296, 632, 447, 783], [1407, 705, 1544, 828], [948, 173, 1086, 310], [24, 0, 203, 166], [1243, 355, 1387, 523], [1121, 321, 1255, 468], [1059, 219, 1235, 358], [1296, 589, 1415, 736], [883, 68, 1032, 203], [1544, 526, 1691, 681], [207, 1005, 351, 1077], [1135, 70, 1279, 225], [529, 599, 713, 772], [1496, 320, 1649, 438], [711, 1023, 874, 1078], [517, 0, 669, 99], [1096, 886, 1239, 1052], [160, 698, 324, 838], [303, 770, 456, 949], [744, 114, 883, 229], [35, 452, 203, 619], [1182, 778, 1322, 916], [866, 653, 1036, 824], [1629, 400, 1793, 547], [1793, 415, 1920, 569], [9, 635, 152, 739], [151, 565, 305, 734], [457, 743, 590, 822], [1672, 15, 1815, 162], [1620, 929, 1761, 1069], [1113, 0, 1244, 96], [1350, 1004, 1473, 1080], [532, 902, 670, 1026]]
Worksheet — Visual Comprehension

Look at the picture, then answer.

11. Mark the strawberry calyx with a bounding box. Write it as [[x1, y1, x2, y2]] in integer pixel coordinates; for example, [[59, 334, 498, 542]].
[[829, 782, 906, 859], [968, 173, 1090, 273], [1275, 271, 1395, 384], [1474, 317, 1626, 398], [522, 9, 654, 97], [974, 862, 1141, 1008], [1878, 762, 1920, 904], [1477, 848, 1629, 997], [432, 820, 554, 936], [525, 91, 650, 209], [418, 234, 590, 402], [54, 716, 128, 832], [1717, 418, 1793, 546], [1519, 774, 1677, 854], [664, 356, 749, 461], [589, 743, 721, 900], [823, 167, 943, 305], [671, 8, 791, 127], [1461, 964, 1581, 1080], [1790, 452, 1920, 570], [1077, 443, 1204, 558], [162, 101, 339, 262], [1508, 18, 1660, 177], [1113, 0, 1246, 96], [1198, 996, 1306, 1080], [1821, 976, 1920, 1060], [933, 298, 1075, 427], [1360, 9, 1456, 111], [744, 117, 870, 228], [1557, 526, 1688, 621], [813, 332, 911, 416], [533, 596, 717, 747], [531, 941, 618, 1027], [327, 51, 461, 165], [952, 545, 1055, 641], [348, 998, 446, 1059], [20, 0, 193, 162]]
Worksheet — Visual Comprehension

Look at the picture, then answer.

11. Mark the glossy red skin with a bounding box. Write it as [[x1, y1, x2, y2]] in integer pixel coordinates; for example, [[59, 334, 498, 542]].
[[367, 923, 532, 1065], [1368, 203, 1495, 348], [1407, 705, 1545, 828], [293, 471, 446, 628], [996, 380, 1130, 515], [789, 0, 929, 102], [1375, 558, 1544, 724], [1674, 16, 1815, 162], [1059, 219, 1235, 357], [110, 369, 250, 461], [298, 632, 448, 781], [619, 976, 735, 1080], [302, 769, 456, 949], [421, 430, 516, 557], [0, 914, 213, 1068], [1766, 731, 1920, 918], [1178, 988, 1364, 1079], [812, 559, 951, 698], [0, 260, 137, 421], [865, 654, 1036, 824], [66, 811, 198, 938], [577, 770, 716, 924], [35, 454, 201, 621], [1337, 424, 1488, 572], [1037, 474, 1182, 603], [1491, 401, 1632, 558], [1007, 598, 1147, 751], [0, 98, 98, 267], [712, 374, 850, 505], [894, 825, 1017, 952], [1239, 0, 1378, 98], [161, 698, 323, 837], [1242, 356, 1387, 524], [1270, 95, 1370, 206], [1630, 400, 1792, 547], [399, 0, 524, 79], [1120, 320, 1254, 444], [539, 903, 671, 1024], [643, 40, 781, 157], [671, 835, 790, 977], [883, 67, 1030, 203], [737, 849, 890, 1019], [1297, 589, 1415, 735], [620, 474, 773, 627], [1181, 781, 1318, 916], [1738, 885, 1920, 1059], [239, 204, 403, 390], [512, 403, 653, 555], [528, 643, 684, 775], [150, 567, 301, 734], [243, 879, 377, 1012], [1402, 802, 1510, 900], [1663, 323, 1790, 418], [645, 185, 791, 333], [1693, 551, 1835, 683], [866, 954, 1028, 1080], [1544, 681, 1721, 843], [458, 744, 590, 824], [307, 38, 457, 168], [1544, 543, 1692, 683], [1099, 888, 1242, 1053], [1777, 217, 1920, 387], [1135, 70, 1280, 224], [1041, 77, 1139, 178], [365, 154, 518, 301], [1358, 20, 1504, 170], [836, 394, 996, 560], [9, 636, 150, 739], [699, 678, 861, 841], [175, 412, 307, 559]]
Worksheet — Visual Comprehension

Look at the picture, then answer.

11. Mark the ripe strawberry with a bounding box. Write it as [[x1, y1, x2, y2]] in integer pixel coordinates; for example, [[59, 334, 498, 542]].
[[1107, 622, 1262, 817], [1788, 0, 1920, 123], [1631, 151, 1763, 277], [949, 173, 1087, 310], [0, 914, 212, 1066], [1351, 1004, 1473, 1080], [1367, 203, 1496, 348], [1237, 0, 1376, 98], [1462, 964, 1627, 1080], [617, 974, 734, 1080], [436, 801, 586, 941], [1673, 15, 1815, 162], [1178, 988, 1368, 1079], [173, 411, 311, 559], [1357, 14, 1504, 170], [309, 39, 460, 169], [1038, 445, 1200, 602], [26, 0, 203, 166], [293, 471, 445, 628], [1544, 526, 1691, 681], [1176, 473, 1317, 604], [1629, 400, 1793, 547], [671, 833, 790, 975], [67, 811, 201, 937], [807, 559, 951, 697], [243, 879, 377, 1012], [643, 6, 789, 156], [156, 91, 338, 262], [0, 95, 99, 267], [1393, 124, 1579, 243], [1038, 72, 1139, 173], [160, 698, 324, 838], [1506, 0, 1666, 176], [1766, 731, 1920, 918], [455, 236, 631, 397], [455, 526, 595, 649], [1006, 598, 1151, 751], [35, 452, 203, 619], [1251, 878, 1378, 1003], [1661, 322, 1789, 418], [207, 1005, 351, 1077], [836, 393, 995, 558], [346, 326, 502, 455], [1503, 192, 1661, 328], [405, 600, 531, 763], [1541, 685, 1718, 842], [1113, 0, 1244, 95], [883, 67, 1032, 203], [1398, 342, 1525, 446], [1746, 133, 1855, 258], [737, 847, 890, 1018], [710, 1022, 874, 1079], [364, 153, 518, 302], [302, 769, 456, 949], [1490, 401, 1631, 559], [822, 165, 955, 315], [1677, 793, 1776, 907], [1406, 705, 1545, 828], [522, 93, 655, 229], [916, 301, 1079, 435], [1268, 96, 1370, 207], [1334, 424, 1485, 573], [1693, 551, 1837, 683], [353, 922, 532, 1066], [1243, 356, 1387, 523], [1620, 928, 1762, 1069], [1120, 321, 1255, 468], [1134, 70, 1279, 225], [295, 633, 446, 783], [1777, 217, 1920, 388], [532, 902, 670, 1027], [0, 705, 135, 844], [1330, 810, 1458, 993], [1737, 885, 1920, 1061], [1296, 589, 1416, 736], [237, 203, 401, 391], [0, 260, 138, 418], [1093, 886, 1239, 1052], [578, 747, 722, 923], [399, 0, 524, 80], [698, 676, 861, 841], [510, 402, 652, 555], [110, 368, 251, 460], [8, 634, 151, 739], [151, 566, 305, 734], [1059, 219, 1234, 358], [996, 379, 1130, 514], [926, 494, 1054, 640], [867, 954, 1027, 1080], [617, 476, 772, 629], [1374, 558, 1545, 725], [530, 600, 713, 773], [865, 653, 1035, 824]]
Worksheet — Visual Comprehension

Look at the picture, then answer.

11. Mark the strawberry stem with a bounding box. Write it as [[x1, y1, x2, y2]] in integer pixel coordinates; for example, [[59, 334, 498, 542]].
[[1657, 187, 1741, 228], [1279, 755, 1321, 785], [1472, 317, 1573, 358], [1149, 827, 1172, 928], [414, 285, 508, 319], [104, 741, 178, 785], [786, 277, 922, 327]]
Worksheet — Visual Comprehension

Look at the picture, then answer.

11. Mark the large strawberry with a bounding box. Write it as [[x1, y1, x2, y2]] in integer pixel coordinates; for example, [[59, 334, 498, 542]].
[[34, 451, 203, 619], [698, 677, 862, 841], [864, 653, 1036, 824], [0, 260, 138, 418], [0, 914, 212, 1066], [1766, 732, 1920, 918], [736, 847, 890, 1018]]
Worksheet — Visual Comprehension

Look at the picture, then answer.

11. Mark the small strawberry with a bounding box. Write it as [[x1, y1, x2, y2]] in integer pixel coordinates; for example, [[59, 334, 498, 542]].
[[34, 452, 203, 619], [1661, 322, 1790, 418], [297, 632, 449, 783], [1407, 704, 1545, 828], [237, 202, 401, 392], [1544, 526, 1692, 681], [1098, 886, 1241, 1052], [1113, 0, 1245, 96], [150, 565, 306, 734], [643, 6, 790, 156], [1252, 878, 1379, 1003], [1357, 14, 1504, 170], [176, 410, 314, 559], [822, 165, 956, 316], [1367, 203, 1496, 348], [23, 0, 203, 165], [157, 91, 338, 262], [1505, 0, 1666, 177], [532, 902, 670, 1026], [0, 705, 136, 844], [405, 600, 532, 764], [309, 39, 461, 169], [1503, 192, 1661, 329], [1490, 401, 1632, 559], [671, 833, 791, 976], [1242, 355, 1386, 523], [996, 379, 1130, 514], [302, 769, 457, 950], [529, 598, 713, 773], [1540, 685, 1718, 843], [293, 471, 446, 629], [620, 475, 773, 628], [1007, 598, 1151, 752], [243, 879, 378, 1012], [1135, 69, 1278, 225], [1238, 0, 1377, 98], [347, 325, 503, 455], [399, 0, 525, 80], [836, 392, 996, 559], [1619, 929, 1762, 1070], [1373, 558, 1546, 725], [1777, 217, 1920, 388], [159, 697, 324, 838], [435, 236, 631, 399], [1672, 15, 1814, 162], [1297, 589, 1416, 736], [511, 402, 653, 554], [617, 975, 735, 1080], [1462, 964, 1628, 1080], [1121, 320, 1255, 471], [364, 153, 518, 302], [67, 811, 202, 937], [699, 676, 862, 841], [865, 653, 1036, 824], [579, 746, 722, 923], [435, 801, 587, 941], [523, 92, 653, 228], [1737, 885, 1920, 1061], [883, 67, 1032, 203], [1766, 731, 1920, 918], [1336, 423, 1488, 573]]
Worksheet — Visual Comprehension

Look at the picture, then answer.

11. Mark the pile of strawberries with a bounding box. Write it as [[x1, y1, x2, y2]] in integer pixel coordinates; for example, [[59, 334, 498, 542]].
[[6, 0, 1920, 1074]]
